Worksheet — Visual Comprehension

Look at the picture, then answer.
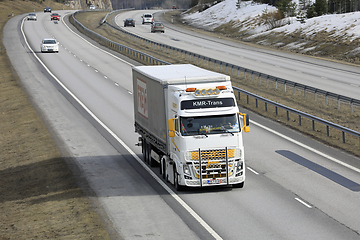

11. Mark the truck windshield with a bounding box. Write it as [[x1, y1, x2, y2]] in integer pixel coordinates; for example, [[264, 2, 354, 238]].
[[180, 114, 240, 136]]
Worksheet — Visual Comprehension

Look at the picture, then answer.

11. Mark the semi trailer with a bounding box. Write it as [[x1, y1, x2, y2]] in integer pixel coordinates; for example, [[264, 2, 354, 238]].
[[133, 64, 250, 190]]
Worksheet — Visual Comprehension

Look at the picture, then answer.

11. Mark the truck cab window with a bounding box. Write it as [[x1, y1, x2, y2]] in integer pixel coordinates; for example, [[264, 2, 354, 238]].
[[180, 114, 239, 136]]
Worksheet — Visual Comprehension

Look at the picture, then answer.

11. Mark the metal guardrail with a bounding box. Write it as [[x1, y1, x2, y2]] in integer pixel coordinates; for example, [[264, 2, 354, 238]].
[[103, 11, 360, 113], [233, 87, 360, 146], [72, 11, 170, 66], [71, 11, 360, 148]]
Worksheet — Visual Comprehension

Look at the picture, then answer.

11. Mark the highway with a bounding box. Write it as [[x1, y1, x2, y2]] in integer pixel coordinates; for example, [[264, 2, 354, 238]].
[[4, 9, 360, 239], [116, 10, 360, 101]]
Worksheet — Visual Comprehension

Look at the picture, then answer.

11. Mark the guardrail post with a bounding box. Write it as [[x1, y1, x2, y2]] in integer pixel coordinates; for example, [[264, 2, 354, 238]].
[[342, 132, 345, 143], [312, 120, 315, 130], [299, 115, 301, 126], [265, 102, 267, 111], [327, 125, 330, 136], [275, 106, 278, 115], [256, 99, 258, 108], [287, 111, 289, 121]]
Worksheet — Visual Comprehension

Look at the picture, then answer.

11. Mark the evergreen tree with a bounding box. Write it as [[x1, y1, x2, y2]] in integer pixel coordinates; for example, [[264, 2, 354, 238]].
[[236, 0, 241, 9]]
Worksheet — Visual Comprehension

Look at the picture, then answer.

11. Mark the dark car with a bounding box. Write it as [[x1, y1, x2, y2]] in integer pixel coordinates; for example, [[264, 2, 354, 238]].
[[151, 22, 165, 33], [44, 7, 52, 13], [51, 13, 60, 21], [124, 18, 135, 27]]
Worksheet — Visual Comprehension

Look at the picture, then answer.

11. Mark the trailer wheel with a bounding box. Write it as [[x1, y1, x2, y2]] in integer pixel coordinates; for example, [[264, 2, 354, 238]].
[[159, 157, 166, 179], [142, 140, 147, 162], [148, 144, 156, 167]]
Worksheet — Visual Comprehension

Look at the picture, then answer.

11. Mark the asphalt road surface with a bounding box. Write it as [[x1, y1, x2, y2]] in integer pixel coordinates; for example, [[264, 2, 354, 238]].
[[4, 10, 360, 239], [116, 10, 360, 101]]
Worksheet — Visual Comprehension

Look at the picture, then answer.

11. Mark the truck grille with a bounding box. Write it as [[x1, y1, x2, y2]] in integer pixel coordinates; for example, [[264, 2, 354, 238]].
[[189, 148, 236, 160], [193, 161, 234, 179], [186, 148, 242, 180]]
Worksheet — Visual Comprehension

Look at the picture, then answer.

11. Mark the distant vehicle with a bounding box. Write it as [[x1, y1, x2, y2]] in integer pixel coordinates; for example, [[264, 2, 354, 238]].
[[89, 5, 95, 10], [27, 13, 37, 21], [124, 18, 135, 27], [44, 7, 52, 13], [142, 13, 153, 24], [151, 22, 165, 33], [40, 38, 59, 53], [50, 13, 60, 21], [172, 5, 177, 9]]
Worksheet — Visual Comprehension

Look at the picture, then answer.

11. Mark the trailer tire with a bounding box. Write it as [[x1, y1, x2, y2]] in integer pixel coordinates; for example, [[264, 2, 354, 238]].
[[160, 157, 166, 179], [142, 140, 147, 162]]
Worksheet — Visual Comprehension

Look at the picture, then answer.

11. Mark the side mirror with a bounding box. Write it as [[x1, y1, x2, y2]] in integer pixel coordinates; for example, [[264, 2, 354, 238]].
[[244, 126, 250, 133], [244, 114, 250, 126], [168, 118, 175, 137], [239, 112, 250, 133]]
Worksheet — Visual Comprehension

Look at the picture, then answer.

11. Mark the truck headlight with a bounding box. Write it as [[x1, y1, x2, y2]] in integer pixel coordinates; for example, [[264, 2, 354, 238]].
[[183, 164, 191, 175]]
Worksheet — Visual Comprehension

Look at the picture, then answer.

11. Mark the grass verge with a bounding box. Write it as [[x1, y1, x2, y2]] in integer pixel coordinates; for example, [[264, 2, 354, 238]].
[[1, 1, 111, 239]]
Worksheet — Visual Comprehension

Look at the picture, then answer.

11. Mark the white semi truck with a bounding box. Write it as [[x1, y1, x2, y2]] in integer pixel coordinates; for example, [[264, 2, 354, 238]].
[[133, 64, 250, 190]]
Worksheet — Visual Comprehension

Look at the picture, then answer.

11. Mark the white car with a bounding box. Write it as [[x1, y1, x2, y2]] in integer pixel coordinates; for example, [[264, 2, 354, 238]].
[[27, 13, 37, 21], [142, 13, 153, 24], [40, 38, 59, 53]]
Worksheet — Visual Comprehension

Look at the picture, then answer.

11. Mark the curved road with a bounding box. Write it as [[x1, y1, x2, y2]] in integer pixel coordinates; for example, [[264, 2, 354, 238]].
[[4, 10, 360, 239], [115, 10, 360, 101]]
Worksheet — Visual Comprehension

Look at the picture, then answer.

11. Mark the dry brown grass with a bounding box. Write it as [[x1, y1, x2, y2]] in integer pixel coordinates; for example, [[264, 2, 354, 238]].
[[73, 11, 360, 157], [0, 1, 111, 239]]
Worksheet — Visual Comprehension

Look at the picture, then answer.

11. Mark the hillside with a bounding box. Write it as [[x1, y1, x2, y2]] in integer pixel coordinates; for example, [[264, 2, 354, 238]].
[[182, 0, 360, 64]]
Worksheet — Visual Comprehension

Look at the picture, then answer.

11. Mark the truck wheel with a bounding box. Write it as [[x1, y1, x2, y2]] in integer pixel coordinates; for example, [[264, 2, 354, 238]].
[[233, 182, 244, 188], [174, 170, 183, 191]]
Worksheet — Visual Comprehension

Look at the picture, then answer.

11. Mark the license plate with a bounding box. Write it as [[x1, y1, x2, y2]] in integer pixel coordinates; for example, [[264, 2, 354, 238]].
[[207, 179, 221, 184]]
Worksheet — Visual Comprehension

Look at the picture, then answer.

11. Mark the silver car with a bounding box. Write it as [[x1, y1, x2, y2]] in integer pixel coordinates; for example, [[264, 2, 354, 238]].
[[27, 13, 37, 21], [151, 22, 165, 33], [40, 38, 59, 53], [142, 13, 153, 24]]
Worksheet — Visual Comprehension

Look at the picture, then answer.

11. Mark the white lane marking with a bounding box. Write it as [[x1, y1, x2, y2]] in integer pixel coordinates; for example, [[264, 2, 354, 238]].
[[295, 197, 312, 208], [251, 120, 360, 174], [247, 167, 259, 175], [22, 15, 223, 240], [61, 12, 134, 67]]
